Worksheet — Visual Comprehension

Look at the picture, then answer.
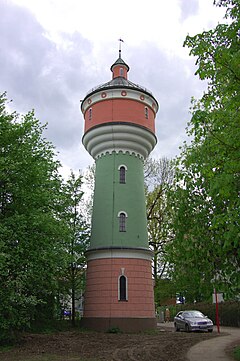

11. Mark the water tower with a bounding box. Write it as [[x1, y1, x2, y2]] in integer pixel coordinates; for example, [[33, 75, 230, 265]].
[[80, 46, 159, 332]]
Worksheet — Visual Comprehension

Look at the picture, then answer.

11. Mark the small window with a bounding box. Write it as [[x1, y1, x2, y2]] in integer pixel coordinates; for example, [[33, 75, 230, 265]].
[[120, 67, 124, 76], [118, 211, 127, 232], [119, 275, 127, 301], [145, 106, 149, 119], [118, 164, 127, 184], [89, 108, 92, 120], [119, 166, 126, 184]]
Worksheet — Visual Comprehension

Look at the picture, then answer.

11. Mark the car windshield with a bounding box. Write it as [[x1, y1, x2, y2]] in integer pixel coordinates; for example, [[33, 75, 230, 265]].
[[183, 311, 204, 318]]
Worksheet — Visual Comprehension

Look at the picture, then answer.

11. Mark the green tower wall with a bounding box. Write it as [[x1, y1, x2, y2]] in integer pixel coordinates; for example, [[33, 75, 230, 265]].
[[90, 152, 148, 249]]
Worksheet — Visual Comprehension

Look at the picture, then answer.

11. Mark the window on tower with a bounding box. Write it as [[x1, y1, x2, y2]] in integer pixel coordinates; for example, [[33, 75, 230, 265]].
[[119, 166, 126, 184], [145, 106, 149, 119], [119, 275, 128, 301], [118, 211, 127, 232], [89, 108, 92, 120], [120, 67, 124, 76]]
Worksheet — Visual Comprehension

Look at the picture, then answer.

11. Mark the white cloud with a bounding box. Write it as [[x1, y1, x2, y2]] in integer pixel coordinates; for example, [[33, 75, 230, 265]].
[[2, 0, 227, 176]]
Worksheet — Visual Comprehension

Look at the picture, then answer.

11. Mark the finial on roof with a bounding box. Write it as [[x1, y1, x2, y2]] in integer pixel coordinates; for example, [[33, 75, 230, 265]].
[[118, 38, 124, 58], [110, 40, 129, 73]]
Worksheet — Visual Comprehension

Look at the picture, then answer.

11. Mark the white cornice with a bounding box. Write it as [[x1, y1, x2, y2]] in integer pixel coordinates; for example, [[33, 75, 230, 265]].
[[86, 248, 153, 261], [82, 88, 158, 114], [82, 123, 157, 160]]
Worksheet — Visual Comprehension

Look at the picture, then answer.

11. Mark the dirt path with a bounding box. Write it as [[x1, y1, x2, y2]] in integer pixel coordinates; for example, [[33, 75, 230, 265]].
[[0, 325, 220, 361]]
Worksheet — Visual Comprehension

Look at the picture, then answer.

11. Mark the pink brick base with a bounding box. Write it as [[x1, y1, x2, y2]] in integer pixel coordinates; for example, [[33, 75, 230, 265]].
[[83, 258, 155, 320]]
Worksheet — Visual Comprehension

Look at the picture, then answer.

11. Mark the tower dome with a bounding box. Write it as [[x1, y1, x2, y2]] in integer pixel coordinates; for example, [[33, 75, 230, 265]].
[[81, 53, 158, 160]]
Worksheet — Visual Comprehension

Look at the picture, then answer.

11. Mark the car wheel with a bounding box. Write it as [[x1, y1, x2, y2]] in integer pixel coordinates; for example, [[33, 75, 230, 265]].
[[208, 329, 213, 333], [174, 323, 180, 332], [185, 324, 190, 332]]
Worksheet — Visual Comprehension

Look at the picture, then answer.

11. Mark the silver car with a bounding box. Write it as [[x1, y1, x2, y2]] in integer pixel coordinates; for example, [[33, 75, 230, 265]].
[[174, 310, 213, 332]]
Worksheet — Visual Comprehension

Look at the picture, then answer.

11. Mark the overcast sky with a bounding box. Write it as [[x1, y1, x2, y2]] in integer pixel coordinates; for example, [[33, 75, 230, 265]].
[[1, 0, 226, 177]]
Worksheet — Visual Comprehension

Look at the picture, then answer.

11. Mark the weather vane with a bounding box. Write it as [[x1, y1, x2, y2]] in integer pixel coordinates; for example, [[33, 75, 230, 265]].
[[118, 38, 124, 57]]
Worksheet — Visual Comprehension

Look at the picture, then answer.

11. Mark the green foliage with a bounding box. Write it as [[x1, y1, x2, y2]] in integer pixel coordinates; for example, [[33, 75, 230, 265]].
[[154, 278, 176, 307], [145, 157, 174, 282], [59, 171, 90, 326], [144, 158, 176, 306], [233, 346, 240, 361], [217, 300, 240, 327], [165, 0, 240, 302], [107, 326, 122, 334], [61, 171, 90, 270], [0, 92, 74, 342]]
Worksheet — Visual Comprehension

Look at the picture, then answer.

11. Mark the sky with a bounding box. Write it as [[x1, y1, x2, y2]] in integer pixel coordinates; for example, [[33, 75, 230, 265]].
[[1, 0, 227, 178]]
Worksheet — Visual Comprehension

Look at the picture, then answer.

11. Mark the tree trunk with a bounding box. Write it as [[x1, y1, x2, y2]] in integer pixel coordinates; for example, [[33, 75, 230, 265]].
[[71, 268, 76, 327]]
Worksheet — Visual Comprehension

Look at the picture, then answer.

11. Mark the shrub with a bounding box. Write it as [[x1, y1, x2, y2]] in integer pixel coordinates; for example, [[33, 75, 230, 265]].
[[107, 326, 122, 334]]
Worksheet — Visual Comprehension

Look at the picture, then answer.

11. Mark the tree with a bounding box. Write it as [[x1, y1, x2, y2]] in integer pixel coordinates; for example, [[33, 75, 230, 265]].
[[0, 93, 68, 341], [144, 157, 175, 305], [60, 171, 90, 326], [166, 0, 240, 301], [82, 163, 95, 223]]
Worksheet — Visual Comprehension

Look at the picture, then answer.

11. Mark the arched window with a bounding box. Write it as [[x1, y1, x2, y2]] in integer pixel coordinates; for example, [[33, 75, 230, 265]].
[[119, 166, 126, 184], [145, 106, 149, 119], [89, 108, 92, 120], [118, 211, 127, 232], [120, 67, 124, 76], [119, 275, 128, 301]]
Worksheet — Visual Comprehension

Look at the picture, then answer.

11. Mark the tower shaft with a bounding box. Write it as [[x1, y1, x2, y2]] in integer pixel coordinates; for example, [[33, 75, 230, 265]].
[[91, 152, 148, 249]]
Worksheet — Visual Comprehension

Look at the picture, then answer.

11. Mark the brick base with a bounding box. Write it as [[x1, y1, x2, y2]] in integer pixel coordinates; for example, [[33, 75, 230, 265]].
[[84, 257, 155, 319], [80, 317, 157, 332]]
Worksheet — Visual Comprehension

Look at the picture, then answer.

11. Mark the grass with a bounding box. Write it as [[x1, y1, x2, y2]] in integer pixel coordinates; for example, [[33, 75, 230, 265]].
[[0, 345, 14, 352], [233, 346, 240, 361]]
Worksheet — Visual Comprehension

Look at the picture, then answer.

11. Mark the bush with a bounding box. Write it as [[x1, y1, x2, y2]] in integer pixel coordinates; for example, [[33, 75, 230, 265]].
[[107, 327, 122, 334], [233, 346, 240, 361]]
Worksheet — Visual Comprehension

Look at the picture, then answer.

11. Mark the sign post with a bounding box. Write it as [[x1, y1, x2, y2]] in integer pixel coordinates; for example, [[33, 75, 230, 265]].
[[214, 288, 220, 333]]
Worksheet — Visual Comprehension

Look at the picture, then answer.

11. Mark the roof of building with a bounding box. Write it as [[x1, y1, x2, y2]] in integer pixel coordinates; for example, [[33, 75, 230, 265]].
[[82, 48, 156, 103], [86, 76, 153, 96], [110, 55, 130, 72]]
